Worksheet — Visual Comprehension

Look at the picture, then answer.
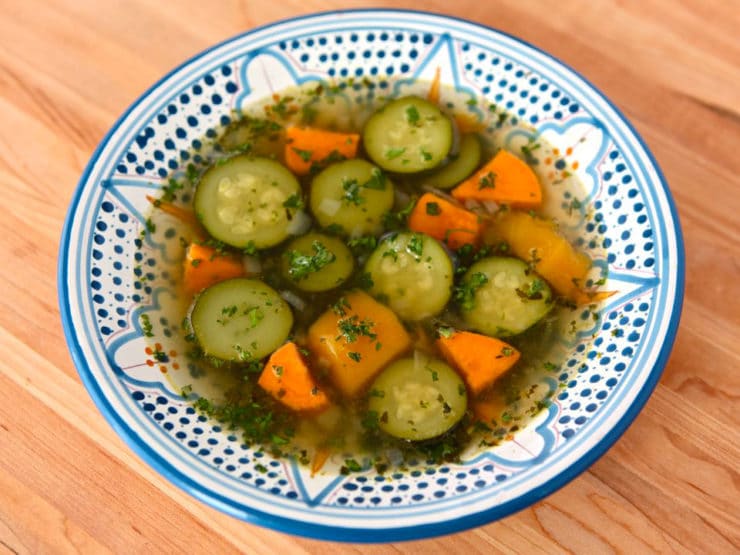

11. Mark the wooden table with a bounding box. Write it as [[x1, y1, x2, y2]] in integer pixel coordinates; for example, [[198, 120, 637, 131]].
[[1, 1, 738, 552]]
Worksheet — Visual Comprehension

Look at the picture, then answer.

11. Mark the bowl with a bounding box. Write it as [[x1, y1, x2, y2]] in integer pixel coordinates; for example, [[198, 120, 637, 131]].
[[58, 9, 684, 542]]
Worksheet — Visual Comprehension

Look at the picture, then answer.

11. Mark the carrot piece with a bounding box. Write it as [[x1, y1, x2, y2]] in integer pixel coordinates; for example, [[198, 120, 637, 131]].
[[451, 150, 542, 209], [454, 113, 485, 134], [427, 67, 441, 104], [471, 393, 507, 425], [311, 446, 332, 477], [284, 127, 359, 175], [436, 330, 520, 397], [307, 291, 411, 398], [407, 192, 481, 249], [258, 342, 331, 413], [146, 195, 202, 230], [486, 210, 613, 304], [182, 243, 244, 295]]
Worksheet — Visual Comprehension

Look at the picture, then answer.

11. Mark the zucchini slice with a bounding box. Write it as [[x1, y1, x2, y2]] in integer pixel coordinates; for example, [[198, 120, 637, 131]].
[[281, 232, 354, 292], [310, 159, 394, 236], [194, 155, 302, 249], [363, 96, 453, 173], [459, 257, 553, 337], [424, 133, 482, 189], [367, 354, 467, 441], [190, 278, 293, 361], [364, 232, 453, 321]]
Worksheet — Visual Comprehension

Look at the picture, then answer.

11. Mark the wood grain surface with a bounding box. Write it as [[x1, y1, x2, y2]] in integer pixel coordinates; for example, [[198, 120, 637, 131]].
[[1, 0, 739, 553]]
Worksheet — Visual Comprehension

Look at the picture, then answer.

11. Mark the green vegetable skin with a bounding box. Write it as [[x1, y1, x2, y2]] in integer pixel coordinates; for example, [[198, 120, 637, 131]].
[[365, 232, 453, 320], [310, 159, 394, 236], [362, 96, 453, 173], [368, 354, 467, 441], [194, 155, 303, 249], [423, 133, 482, 189], [190, 278, 293, 361], [460, 256, 553, 337], [281, 232, 354, 292]]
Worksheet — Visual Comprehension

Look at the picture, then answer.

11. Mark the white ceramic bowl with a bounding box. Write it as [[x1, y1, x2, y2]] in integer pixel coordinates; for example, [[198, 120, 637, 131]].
[[59, 9, 684, 541]]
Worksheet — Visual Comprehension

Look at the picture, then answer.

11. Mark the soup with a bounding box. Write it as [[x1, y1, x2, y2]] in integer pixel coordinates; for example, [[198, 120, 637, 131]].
[[139, 78, 608, 473]]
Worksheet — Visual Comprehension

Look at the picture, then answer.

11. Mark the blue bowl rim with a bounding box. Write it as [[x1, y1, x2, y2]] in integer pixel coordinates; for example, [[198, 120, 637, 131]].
[[57, 7, 685, 543]]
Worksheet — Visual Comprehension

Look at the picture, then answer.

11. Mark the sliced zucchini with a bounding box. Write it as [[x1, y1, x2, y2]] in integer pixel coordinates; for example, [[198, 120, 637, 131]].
[[424, 134, 482, 189], [190, 278, 293, 361], [459, 257, 553, 337], [194, 156, 302, 249], [363, 96, 453, 173], [281, 232, 354, 292], [367, 354, 467, 441], [310, 159, 394, 236], [364, 232, 453, 320]]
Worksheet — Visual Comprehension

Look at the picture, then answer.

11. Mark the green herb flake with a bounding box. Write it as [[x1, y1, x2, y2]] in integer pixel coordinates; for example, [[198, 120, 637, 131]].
[[437, 326, 455, 339], [245, 306, 264, 328], [282, 193, 304, 210], [342, 459, 363, 473], [363, 167, 386, 191], [348, 351, 362, 362], [337, 316, 377, 344], [382, 198, 416, 231], [407, 234, 424, 258], [425, 201, 441, 216], [347, 235, 378, 256], [405, 105, 420, 125], [478, 171, 496, 190], [291, 147, 313, 162], [140, 314, 154, 337], [341, 177, 365, 205], [454, 272, 489, 311], [385, 147, 406, 160], [287, 241, 336, 280]]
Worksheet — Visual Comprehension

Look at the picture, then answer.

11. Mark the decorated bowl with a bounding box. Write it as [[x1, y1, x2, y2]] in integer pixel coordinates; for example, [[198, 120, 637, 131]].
[[58, 9, 684, 542]]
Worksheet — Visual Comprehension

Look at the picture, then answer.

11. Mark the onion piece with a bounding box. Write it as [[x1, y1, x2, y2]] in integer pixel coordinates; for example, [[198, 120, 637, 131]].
[[482, 200, 499, 214], [421, 185, 457, 204], [318, 198, 341, 216], [242, 255, 262, 275], [287, 209, 312, 235], [280, 289, 306, 312]]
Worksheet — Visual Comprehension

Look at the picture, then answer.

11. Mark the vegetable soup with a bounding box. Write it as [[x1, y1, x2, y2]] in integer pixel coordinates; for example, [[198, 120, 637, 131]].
[[139, 77, 610, 474]]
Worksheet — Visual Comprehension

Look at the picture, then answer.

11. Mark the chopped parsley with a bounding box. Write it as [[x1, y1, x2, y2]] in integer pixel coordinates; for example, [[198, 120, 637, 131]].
[[454, 272, 489, 310], [286, 241, 336, 281], [336, 315, 377, 343], [341, 177, 364, 205], [437, 326, 455, 339], [363, 167, 387, 190], [347, 235, 378, 256], [516, 278, 546, 300], [291, 147, 313, 162], [282, 193, 304, 210], [405, 105, 420, 125], [348, 351, 362, 362], [385, 146, 406, 160], [139, 314, 153, 337], [407, 234, 424, 258], [521, 142, 540, 164], [382, 198, 416, 231], [425, 201, 441, 216], [478, 171, 496, 189]]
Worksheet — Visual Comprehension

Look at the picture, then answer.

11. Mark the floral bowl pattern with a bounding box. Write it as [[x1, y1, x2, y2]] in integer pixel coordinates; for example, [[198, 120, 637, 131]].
[[58, 9, 684, 542]]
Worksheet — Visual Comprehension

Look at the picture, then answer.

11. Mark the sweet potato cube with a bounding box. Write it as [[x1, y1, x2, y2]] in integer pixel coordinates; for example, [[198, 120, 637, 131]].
[[307, 291, 411, 398]]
